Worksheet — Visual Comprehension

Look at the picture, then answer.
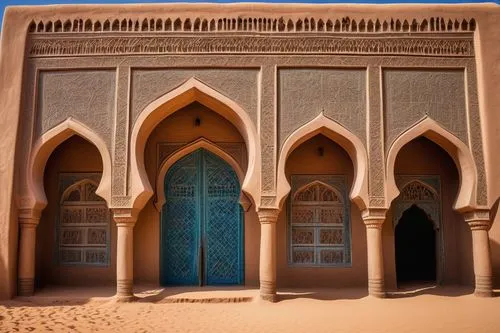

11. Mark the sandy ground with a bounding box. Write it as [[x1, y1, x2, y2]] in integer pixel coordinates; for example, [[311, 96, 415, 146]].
[[1, 286, 500, 333]]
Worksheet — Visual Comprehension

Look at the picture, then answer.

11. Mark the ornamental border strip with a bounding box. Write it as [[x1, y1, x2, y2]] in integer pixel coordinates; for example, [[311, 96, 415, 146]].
[[28, 35, 475, 58]]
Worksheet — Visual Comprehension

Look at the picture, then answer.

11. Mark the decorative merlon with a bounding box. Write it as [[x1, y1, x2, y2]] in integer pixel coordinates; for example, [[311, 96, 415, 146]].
[[27, 16, 476, 34]]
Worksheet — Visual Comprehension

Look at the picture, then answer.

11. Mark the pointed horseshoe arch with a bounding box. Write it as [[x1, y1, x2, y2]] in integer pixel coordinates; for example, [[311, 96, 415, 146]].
[[386, 117, 478, 212], [27, 118, 112, 210], [154, 138, 250, 211], [276, 113, 369, 210], [130, 77, 261, 211]]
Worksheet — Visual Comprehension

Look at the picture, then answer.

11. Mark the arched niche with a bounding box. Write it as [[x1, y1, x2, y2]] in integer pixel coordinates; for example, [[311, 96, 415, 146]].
[[386, 117, 478, 212], [130, 77, 260, 211], [26, 118, 112, 211], [276, 113, 368, 210]]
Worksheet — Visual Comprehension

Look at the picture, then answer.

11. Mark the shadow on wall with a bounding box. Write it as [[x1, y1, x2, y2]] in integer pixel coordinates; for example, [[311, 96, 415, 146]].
[[489, 197, 500, 289]]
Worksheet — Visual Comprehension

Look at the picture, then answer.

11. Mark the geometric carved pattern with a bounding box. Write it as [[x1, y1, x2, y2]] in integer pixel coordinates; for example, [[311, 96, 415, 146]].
[[289, 176, 351, 266], [393, 176, 441, 229], [58, 174, 110, 266], [204, 151, 243, 284], [162, 153, 200, 285], [400, 180, 438, 201], [28, 35, 474, 58], [162, 149, 243, 285]]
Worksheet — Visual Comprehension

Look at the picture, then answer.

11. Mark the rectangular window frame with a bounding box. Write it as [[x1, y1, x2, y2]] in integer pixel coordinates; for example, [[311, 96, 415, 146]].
[[287, 174, 352, 268], [56, 172, 111, 267]]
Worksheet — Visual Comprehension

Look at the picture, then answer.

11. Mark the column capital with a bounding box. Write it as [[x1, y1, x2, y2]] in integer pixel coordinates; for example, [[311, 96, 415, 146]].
[[18, 208, 41, 226], [257, 208, 280, 224], [361, 208, 387, 229], [463, 209, 490, 230], [112, 208, 139, 227]]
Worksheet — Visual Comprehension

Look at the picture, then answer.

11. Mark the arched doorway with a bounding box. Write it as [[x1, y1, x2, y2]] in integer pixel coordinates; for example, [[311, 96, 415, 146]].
[[160, 148, 244, 286], [395, 205, 436, 285]]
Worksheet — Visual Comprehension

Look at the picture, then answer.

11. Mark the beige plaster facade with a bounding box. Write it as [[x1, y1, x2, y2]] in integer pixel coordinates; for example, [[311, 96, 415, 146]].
[[1, 3, 500, 301]]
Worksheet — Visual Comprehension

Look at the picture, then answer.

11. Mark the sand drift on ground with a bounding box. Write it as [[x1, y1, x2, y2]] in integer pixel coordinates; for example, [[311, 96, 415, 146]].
[[1, 288, 499, 333]]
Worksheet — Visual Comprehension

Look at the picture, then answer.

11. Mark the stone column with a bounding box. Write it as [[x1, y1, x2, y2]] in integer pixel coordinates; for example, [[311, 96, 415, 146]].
[[113, 209, 138, 301], [362, 209, 387, 298], [17, 209, 41, 296], [258, 208, 280, 302], [464, 210, 492, 297]]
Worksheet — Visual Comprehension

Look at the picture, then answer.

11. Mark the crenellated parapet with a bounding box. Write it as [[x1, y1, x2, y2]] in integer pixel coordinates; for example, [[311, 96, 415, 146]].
[[27, 16, 476, 34]]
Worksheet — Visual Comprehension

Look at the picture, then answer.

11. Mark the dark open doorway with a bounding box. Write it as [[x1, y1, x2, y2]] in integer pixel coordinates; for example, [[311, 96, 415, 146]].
[[395, 205, 437, 285]]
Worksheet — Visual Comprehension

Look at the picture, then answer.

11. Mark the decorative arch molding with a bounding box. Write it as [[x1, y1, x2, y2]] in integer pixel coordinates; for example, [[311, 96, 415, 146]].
[[26, 118, 112, 210], [393, 178, 441, 230], [386, 116, 478, 212], [130, 77, 261, 211], [60, 178, 102, 204], [154, 138, 251, 211], [293, 180, 344, 204], [276, 112, 369, 210]]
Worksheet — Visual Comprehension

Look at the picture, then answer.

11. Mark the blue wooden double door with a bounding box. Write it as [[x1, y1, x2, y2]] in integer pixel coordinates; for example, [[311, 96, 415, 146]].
[[161, 148, 244, 286]]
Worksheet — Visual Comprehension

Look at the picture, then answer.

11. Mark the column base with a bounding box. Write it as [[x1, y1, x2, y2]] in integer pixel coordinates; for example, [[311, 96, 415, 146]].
[[259, 280, 277, 302], [18, 278, 34, 296], [474, 275, 493, 297], [113, 295, 138, 303], [116, 279, 135, 300], [368, 278, 386, 298], [260, 293, 277, 302]]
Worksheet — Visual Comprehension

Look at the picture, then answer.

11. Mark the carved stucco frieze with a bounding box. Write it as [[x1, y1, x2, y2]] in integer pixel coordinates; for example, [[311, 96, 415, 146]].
[[28, 35, 474, 58]]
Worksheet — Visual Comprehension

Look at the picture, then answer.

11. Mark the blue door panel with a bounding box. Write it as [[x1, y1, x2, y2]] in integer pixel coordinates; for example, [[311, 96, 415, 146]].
[[161, 148, 243, 286], [204, 151, 243, 285], [161, 151, 201, 285]]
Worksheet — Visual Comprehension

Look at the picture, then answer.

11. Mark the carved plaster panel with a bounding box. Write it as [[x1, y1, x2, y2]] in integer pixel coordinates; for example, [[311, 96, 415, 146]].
[[278, 68, 366, 147], [130, 68, 259, 127], [36, 70, 116, 148], [367, 66, 385, 204], [28, 35, 474, 58], [383, 69, 468, 149], [260, 65, 277, 194], [393, 175, 441, 230]]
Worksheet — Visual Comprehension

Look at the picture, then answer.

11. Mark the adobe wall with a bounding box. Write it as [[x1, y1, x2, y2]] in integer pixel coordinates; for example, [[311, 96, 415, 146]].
[[0, 3, 499, 299]]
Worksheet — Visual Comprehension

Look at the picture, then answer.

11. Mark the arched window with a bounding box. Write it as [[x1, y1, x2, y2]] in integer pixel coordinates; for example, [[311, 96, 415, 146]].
[[58, 174, 110, 266], [289, 176, 351, 266]]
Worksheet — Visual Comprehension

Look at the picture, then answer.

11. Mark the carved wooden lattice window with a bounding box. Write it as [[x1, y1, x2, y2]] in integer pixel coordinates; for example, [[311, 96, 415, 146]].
[[58, 175, 110, 266], [289, 175, 351, 266]]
